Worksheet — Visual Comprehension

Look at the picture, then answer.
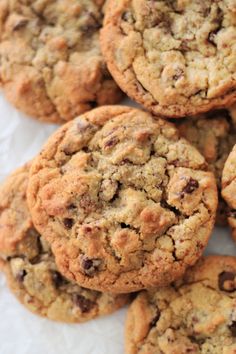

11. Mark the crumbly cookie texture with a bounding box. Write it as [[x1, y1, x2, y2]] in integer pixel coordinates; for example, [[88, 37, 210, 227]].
[[28, 105, 218, 293], [176, 106, 236, 225], [0, 0, 122, 124], [0, 164, 129, 322], [125, 255, 236, 354], [101, 0, 236, 117], [222, 144, 236, 242]]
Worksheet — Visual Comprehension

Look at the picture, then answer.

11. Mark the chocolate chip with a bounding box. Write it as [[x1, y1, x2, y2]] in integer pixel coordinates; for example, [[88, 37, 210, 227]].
[[16, 269, 27, 282], [83, 226, 92, 233], [63, 218, 74, 229], [104, 136, 119, 149], [218, 271, 236, 292], [173, 68, 184, 81], [51, 270, 67, 288], [228, 321, 236, 337], [150, 311, 160, 327], [182, 178, 199, 195], [72, 294, 95, 313], [89, 101, 97, 108], [13, 18, 28, 31], [81, 257, 101, 276], [120, 222, 129, 229], [188, 336, 205, 345], [121, 11, 134, 23], [82, 146, 89, 153], [80, 12, 101, 35], [68, 203, 77, 210]]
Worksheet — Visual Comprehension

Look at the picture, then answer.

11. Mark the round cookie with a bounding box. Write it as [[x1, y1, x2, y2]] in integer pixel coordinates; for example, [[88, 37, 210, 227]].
[[176, 107, 236, 225], [125, 255, 236, 354], [27, 105, 218, 293], [222, 144, 236, 242], [101, 0, 236, 118], [0, 0, 122, 124], [0, 164, 129, 322]]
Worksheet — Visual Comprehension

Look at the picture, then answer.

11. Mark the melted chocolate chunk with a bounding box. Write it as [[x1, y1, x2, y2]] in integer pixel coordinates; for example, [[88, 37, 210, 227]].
[[182, 178, 199, 195], [81, 257, 101, 276], [51, 270, 67, 288], [228, 321, 236, 337], [16, 269, 27, 282], [63, 218, 74, 229], [218, 271, 236, 292], [104, 136, 119, 149], [73, 294, 95, 313]]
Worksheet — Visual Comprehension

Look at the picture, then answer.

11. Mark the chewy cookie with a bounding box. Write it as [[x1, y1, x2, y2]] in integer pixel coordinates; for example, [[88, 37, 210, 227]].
[[125, 255, 236, 354], [101, 0, 236, 118], [177, 107, 236, 225], [28, 106, 217, 293], [0, 0, 122, 124], [0, 164, 129, 322], [222, 144, 236, 242]]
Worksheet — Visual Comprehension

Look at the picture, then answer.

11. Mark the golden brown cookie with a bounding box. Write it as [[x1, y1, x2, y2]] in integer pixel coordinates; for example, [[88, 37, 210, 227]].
[[0, 164, 129, 322], [0, 0, 122, 123], [101, 0, 236, 118], [125, 255, 236, 354], [176, 107, 236, 225], [27, 106, 218, 293], [222, 144, 236, 242]]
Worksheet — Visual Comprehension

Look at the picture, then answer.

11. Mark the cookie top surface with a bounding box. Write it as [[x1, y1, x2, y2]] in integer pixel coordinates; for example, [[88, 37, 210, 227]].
[[0, 164, 128, 322], [125, 255, 236, 354], [0, 0, 122, 123], [177, 107, 236, 225], [222, 144, 236, 241], [28, 105, 218, 293], [101, 0, 236, 117]]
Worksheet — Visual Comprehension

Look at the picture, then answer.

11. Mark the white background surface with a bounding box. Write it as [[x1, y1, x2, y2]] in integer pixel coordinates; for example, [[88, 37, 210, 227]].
[[0, 94, 235, 354]]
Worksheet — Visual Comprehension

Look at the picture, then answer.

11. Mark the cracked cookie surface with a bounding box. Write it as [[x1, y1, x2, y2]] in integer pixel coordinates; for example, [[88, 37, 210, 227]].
[[0, 164, 129, 322], [125, 255, 236, 354], [27, 105, 218, 293], [222, 144, 236, 242], [176, 106, 236, 225], [0, 0, 122, 123], [101, 0, 236, 118]]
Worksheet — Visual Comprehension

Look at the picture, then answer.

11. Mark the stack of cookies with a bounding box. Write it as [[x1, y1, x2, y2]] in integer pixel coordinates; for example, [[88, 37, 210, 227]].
[[0, 0, 235, 353]]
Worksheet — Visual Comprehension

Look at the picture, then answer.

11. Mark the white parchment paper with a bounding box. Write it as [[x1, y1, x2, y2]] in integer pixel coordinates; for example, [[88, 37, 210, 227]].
[[0, 94, 235, 354]]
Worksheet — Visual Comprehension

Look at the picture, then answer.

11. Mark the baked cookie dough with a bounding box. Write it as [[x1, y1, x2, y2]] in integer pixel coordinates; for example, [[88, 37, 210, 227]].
[[0, 164, 129, 322], [125, 255, 236, 354], [101, 0, 236, 117], [0, 0, 122, 123], [222, 144, 236, 241], [177, 106, 236, 225], [28, 106, 218, 293]]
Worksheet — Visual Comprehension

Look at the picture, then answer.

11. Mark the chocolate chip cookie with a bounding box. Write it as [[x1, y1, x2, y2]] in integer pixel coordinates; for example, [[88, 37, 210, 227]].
[[101, 0, 236, 118], [125, 255, 236, 354], [177, 107, 236, 225], [27, 105, 218, 293], [0, 0, 122, 124], [0, 164, 129, 322], [222, 144, 236, 242]]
